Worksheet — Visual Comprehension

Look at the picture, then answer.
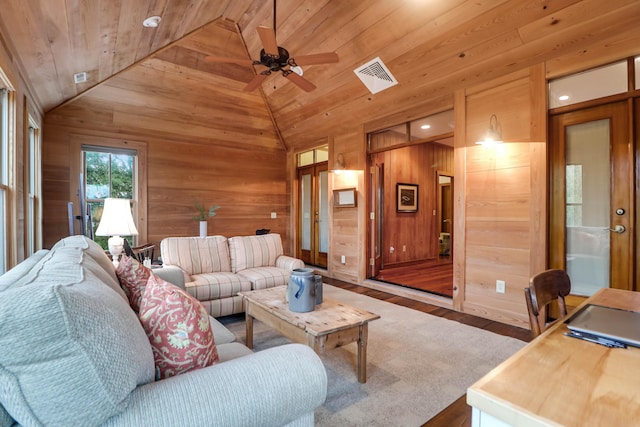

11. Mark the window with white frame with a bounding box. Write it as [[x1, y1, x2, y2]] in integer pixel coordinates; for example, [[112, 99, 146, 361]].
[[82, 145, 137, 250], [25, 122, 40, 256], [0, 87, 9, 274]]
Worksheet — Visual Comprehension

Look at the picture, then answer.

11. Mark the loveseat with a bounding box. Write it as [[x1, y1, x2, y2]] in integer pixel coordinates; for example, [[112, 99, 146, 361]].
[[0, 235, 327, 427], [160, 233, 304, 317]]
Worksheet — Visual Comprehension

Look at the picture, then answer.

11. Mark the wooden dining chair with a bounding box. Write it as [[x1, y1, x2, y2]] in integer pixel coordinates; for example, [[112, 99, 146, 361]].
[[524, 269, 571, 337], [123, 239, 155, 264]]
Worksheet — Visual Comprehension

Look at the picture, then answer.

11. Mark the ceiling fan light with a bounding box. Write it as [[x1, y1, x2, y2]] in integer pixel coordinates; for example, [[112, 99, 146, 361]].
[[143, 16, 161, 28], [290, 65, 303, 76]]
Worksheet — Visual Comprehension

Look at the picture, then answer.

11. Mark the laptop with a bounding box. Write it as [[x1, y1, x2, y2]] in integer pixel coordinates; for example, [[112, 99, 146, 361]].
[[566, 304, 640, 348]]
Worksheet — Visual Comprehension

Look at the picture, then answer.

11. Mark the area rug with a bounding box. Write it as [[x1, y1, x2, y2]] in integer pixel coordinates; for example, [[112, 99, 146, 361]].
[[221, 285, 526, 426]]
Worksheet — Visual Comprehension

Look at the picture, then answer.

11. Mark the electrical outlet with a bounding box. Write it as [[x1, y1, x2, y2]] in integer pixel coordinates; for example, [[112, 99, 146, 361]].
[[390, 246, 395, 253], [402, 245, 406, 252], [496, 280, 506, 293], [270, 212, 277, 219], [341, 255, 346, 264]]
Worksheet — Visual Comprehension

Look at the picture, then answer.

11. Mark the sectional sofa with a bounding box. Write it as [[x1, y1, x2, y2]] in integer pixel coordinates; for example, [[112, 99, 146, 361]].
[[0, 235, 327, 427], [160, 233, 305, 317]]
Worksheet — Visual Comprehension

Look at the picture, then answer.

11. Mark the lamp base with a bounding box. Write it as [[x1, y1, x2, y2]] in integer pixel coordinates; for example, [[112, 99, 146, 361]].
[[107, 235, 124, 267]]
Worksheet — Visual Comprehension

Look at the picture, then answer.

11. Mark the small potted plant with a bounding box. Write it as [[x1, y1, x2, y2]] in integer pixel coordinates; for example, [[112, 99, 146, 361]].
[[193, 202, 220, 237]]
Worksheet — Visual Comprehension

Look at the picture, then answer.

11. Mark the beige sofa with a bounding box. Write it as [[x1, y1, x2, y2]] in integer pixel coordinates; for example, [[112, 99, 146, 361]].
[[160, 233, 304, 317], [0, 235, 327, 427]]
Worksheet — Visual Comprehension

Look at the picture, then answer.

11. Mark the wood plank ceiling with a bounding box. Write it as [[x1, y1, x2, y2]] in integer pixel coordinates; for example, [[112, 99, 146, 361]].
[[2, 0, 640, 150]]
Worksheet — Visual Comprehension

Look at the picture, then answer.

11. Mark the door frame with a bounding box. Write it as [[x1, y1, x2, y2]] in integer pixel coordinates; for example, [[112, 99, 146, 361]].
[[549, 100, 634, 292], [368, 159, 384, 278], [296, 162, 328, 267]]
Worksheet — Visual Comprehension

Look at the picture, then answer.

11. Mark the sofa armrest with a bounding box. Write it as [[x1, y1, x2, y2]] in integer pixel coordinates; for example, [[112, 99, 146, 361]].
[[276, 255, 305, 271], [152, 265, 188, 290], [103, 344, 327, 427]]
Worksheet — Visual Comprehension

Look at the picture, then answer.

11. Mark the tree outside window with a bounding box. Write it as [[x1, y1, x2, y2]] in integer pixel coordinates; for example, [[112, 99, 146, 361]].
[[84, 148, 136, 249]]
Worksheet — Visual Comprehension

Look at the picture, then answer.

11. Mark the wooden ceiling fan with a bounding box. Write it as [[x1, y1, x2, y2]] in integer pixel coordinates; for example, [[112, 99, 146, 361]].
[[205, 2, 338, 92]]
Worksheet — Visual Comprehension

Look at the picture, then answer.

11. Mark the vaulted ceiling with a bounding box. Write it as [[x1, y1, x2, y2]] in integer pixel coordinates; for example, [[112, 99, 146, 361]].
[[2, 0, 640, 149]]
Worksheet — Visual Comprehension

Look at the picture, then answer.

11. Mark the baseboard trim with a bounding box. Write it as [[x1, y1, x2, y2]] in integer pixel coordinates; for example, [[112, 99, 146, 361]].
[[362, 279, 454, 310]]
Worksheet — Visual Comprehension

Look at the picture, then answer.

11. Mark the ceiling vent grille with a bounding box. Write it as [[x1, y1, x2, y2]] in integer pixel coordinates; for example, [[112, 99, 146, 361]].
[[73, 72, 87, 84], [353, 57, 398, 94]]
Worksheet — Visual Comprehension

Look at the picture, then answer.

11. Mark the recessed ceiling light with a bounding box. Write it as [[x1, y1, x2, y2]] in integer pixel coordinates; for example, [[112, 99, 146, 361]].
[[143, 16, 161, 28], [420, 124, 431, 129], [559, 95, 569, 101]]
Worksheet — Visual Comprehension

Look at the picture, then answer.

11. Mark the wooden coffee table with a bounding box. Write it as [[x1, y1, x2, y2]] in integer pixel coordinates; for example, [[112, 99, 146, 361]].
[[238, 285, 380, 383]]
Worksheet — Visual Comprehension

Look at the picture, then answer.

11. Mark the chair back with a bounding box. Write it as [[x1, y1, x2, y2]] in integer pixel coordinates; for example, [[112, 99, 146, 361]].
[[525, 269, 571, 337]]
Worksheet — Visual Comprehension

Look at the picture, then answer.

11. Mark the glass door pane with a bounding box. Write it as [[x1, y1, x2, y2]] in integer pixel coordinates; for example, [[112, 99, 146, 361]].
[[301, 173, 312, 252], [565, 119, 610, 295], [318, 170, 328, 253]]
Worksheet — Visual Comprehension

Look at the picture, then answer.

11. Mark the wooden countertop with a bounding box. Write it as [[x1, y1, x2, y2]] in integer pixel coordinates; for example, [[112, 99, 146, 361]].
[[467, 288, 640, 427]]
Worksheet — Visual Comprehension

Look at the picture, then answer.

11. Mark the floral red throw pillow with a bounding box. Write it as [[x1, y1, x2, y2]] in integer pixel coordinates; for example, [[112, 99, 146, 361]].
[[139, 274, 219, 379], [115, 255, 151, 312]]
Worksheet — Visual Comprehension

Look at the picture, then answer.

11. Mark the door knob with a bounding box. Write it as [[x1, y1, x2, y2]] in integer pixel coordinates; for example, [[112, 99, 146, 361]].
[[609, 225, 626, 234]]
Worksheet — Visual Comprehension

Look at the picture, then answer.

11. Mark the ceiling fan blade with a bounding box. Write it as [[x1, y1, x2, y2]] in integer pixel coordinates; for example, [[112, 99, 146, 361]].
[[243, 73, 269, 92], [257, 26, 279, 56], [285, 72, 316, 92], [204, 56, 254, 66], [293, 52, 339, 66]]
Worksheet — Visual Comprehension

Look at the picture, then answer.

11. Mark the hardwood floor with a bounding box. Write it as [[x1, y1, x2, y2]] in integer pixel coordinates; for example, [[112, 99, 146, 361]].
[[373, 257, 454, 297], [322, 276, 532, 427]]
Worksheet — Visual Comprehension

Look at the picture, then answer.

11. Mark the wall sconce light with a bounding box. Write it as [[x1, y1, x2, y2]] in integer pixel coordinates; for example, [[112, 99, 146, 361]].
[[332, 153, 346, 173], [95, 198, 139, 266], [476, 114, 503, 146]]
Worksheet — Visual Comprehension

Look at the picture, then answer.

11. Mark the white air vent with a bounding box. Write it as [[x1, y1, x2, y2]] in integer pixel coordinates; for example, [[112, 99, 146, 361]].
[[353, 57, 398, 94], [73, 72, 87, 84]]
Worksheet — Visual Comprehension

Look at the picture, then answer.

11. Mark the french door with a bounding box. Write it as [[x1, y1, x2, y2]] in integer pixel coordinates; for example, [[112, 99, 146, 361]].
[[549, 101, 634, 295], [297, 163, 328, 267]]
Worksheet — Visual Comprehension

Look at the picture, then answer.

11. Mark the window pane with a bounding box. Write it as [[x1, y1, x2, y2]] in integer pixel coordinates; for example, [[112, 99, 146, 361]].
[[318, 170, 329, 252], [85, 152, 111, 199], [0, 188, 5, 274], [111, 154, 133, 199], [409, 109, 454, 141], [316, 146, 329, 163], [301, 174, 312, 251], [27, 195, 34, 255], [565, 119, 610, 296], [369, 124, 407, 151], [298, 150, 314, 167], [83, 148, 137, 249], [0, 88, 7, 273], [549, 61, 627, 108]]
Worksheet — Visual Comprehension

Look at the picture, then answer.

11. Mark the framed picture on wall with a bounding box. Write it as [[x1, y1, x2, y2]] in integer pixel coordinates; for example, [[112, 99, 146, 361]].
[[333, 188, 357, 207], [397, 183, 418, 212]]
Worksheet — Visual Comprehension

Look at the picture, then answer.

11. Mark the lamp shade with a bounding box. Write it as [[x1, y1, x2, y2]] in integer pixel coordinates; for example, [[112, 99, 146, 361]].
[[95, 198, 138, 237]]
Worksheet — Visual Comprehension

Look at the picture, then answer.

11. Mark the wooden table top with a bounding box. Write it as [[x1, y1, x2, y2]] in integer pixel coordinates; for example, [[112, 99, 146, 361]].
[[467, 288, 640, 427], [239, 286, 380, 336]]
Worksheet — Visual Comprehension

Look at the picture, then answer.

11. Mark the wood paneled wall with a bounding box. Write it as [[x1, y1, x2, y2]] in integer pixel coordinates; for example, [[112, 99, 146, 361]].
[[371, 142, 454, 266], [328, 129, 364, 284], [42, 124, 290, 253], [456, 66, 547, 327]]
